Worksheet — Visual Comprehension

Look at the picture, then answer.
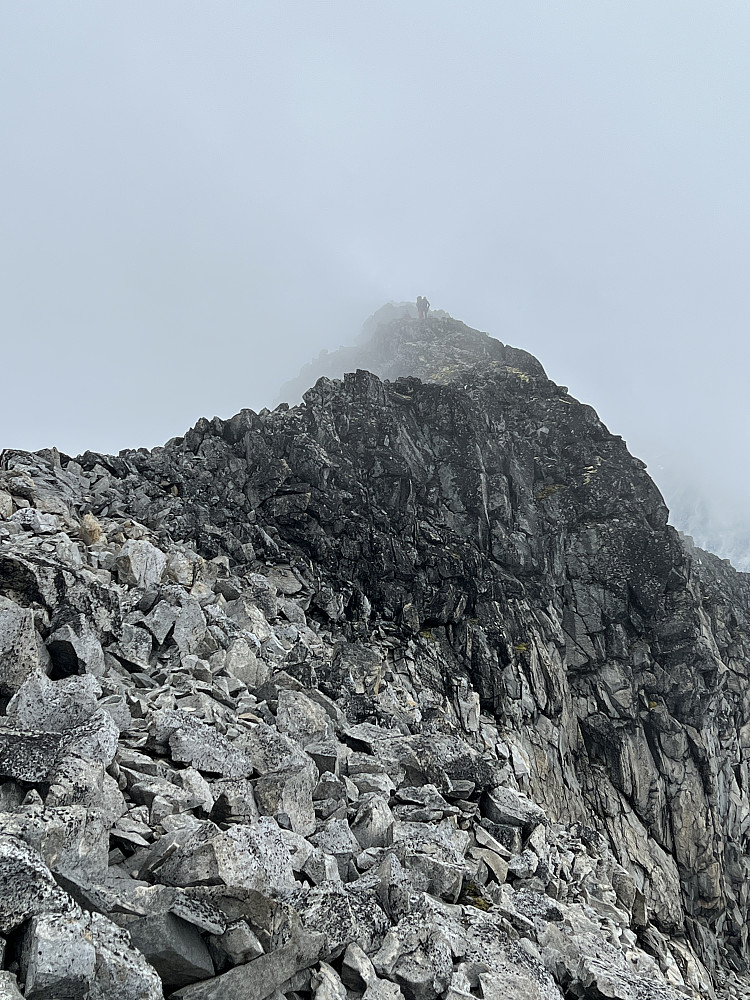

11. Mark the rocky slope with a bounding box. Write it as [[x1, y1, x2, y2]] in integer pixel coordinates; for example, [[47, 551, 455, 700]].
[[1, 314, 750, 999]]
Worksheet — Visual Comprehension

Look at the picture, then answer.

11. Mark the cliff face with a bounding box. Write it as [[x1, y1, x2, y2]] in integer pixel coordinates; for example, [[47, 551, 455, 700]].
[[1, 315, 750, 999]]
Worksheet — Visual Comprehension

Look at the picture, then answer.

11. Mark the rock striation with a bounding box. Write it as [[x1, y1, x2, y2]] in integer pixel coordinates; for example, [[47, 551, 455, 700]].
[[1, 313, 750, 999]]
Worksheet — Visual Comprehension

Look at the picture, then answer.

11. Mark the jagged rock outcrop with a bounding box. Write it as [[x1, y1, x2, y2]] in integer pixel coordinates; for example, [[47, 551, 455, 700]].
[[1, 313, 750, 998]]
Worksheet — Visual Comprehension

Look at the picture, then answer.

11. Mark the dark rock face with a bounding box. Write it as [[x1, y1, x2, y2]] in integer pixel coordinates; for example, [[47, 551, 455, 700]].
[[1, 314, 749, 998]]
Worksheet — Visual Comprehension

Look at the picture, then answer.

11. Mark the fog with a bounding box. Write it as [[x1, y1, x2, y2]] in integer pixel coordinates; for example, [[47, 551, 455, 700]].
[[1, 3, 749, 561]]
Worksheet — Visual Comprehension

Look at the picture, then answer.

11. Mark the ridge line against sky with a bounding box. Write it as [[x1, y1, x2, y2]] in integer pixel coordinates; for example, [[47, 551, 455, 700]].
[[1, 1, 749, 541]]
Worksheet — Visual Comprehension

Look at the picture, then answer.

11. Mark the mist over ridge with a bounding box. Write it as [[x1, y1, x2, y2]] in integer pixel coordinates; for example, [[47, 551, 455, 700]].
[[274, 302, 750, 574]]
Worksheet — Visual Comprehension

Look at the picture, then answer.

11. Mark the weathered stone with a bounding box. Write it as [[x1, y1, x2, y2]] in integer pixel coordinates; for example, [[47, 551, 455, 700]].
[[0, 973, 23, 1000], [47, 756, 125, 822], [373, 909, 454, 1000], [351, 792, 395, 850], [313, 962, 347, 1000], [276, 688, 332, 748], [172, 927, 326, 1000], [306, 740, 342, 776], [143, 599, 179, 644], [6, 670, 101, 730], [0, 835, 77, 934], [158, 817, 295, 894], [508, 849, 539, 879], [239, 721, 309, 774], [46, 615, 106, 676], [364, 979, 406, 1000], [301, 881, 390, 959], [210, 778, 258, 823], [154, 709, 254, 778], [471, 847, 508, 884], [303, 847, 341, 885], [21, 910, 163, 1000], [173, 597, 208, 656], [482, 787, 547, 830], [0, 722, 65, 782], [253, 758, 317, 836], [118, 908, 214, 989], [21, 912, 96, 999], [110, 621, 153, 669], [342, 941, 378, 990], [0, 802, 109, 882], [225, 637, 267, 689], [10, 508, 60, 534], [65, 708, 119, 766], [116, 538, 168, 588], [0, 490, 13, 520], [0, 597, 41, 697], [208, 920, 264, 970], [309, 818, 361, 880]]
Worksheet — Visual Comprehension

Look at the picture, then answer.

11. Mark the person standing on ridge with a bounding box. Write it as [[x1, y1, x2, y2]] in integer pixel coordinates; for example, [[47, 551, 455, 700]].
[[416, 296, 430, 319]]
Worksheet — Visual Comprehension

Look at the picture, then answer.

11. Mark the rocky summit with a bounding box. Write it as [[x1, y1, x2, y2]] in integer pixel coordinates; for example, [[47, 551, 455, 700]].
[[1, 314, 750, 1000]]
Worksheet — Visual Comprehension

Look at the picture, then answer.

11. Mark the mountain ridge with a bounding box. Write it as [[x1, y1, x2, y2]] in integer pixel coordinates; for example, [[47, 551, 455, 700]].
[[1, 313, 750, 998]]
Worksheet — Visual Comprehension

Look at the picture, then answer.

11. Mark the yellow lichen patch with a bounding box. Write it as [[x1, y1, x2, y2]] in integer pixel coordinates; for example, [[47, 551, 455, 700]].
[[503, 366, 531, 384], [513, 642, 529, 653], [430, 364, 462, 384], [466, 896, 492, 911], [534, 484, 566, 501], [582, 456, 602, 485]]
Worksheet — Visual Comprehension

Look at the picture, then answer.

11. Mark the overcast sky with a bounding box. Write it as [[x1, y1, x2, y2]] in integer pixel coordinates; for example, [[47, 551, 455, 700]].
[[1, 2, 749, 537]]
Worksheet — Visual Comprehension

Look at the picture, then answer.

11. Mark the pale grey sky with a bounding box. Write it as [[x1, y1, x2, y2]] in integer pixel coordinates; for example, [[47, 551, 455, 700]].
[[1, 2, 749, 540]]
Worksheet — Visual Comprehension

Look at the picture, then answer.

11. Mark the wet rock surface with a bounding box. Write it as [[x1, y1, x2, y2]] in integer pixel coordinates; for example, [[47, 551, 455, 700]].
[[1, 315, 750, 998]]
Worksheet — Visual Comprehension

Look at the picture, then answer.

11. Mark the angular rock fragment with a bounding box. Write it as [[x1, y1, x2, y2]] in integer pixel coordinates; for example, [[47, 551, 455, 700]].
[[0, 801, 110, 882], [351, 792, 395, 850], [9, 508, 60, 534], [208, 920, 264, 971], [0, 835, 76, 934], [116, 537, 168, 588], [0, 723, 66, 783], [21, 910, 163, 1000], [142, 598, 179, 644], [158, 817, 295, 894], [0, 597, 42, 697], [118, 908, 215, 989], [301, 881, 390, 960], [313, 961, 348, 1000], [276, 688, 333, 748], [210, 778, 258, 824], [224, 637, 267, 689], [0, 489, 13, 519], [482, 786, 547, 831], [21, 912, 96, 999], [253, 758, 317, 836], [6, 669, 101, 730], [342, 941, 378, 990], [153, 709, 254, 778], [173, 597, 208, 656], [172, 927, 326, 1000], [46, 614, 106, 676], [309, 818, 361, 880]]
